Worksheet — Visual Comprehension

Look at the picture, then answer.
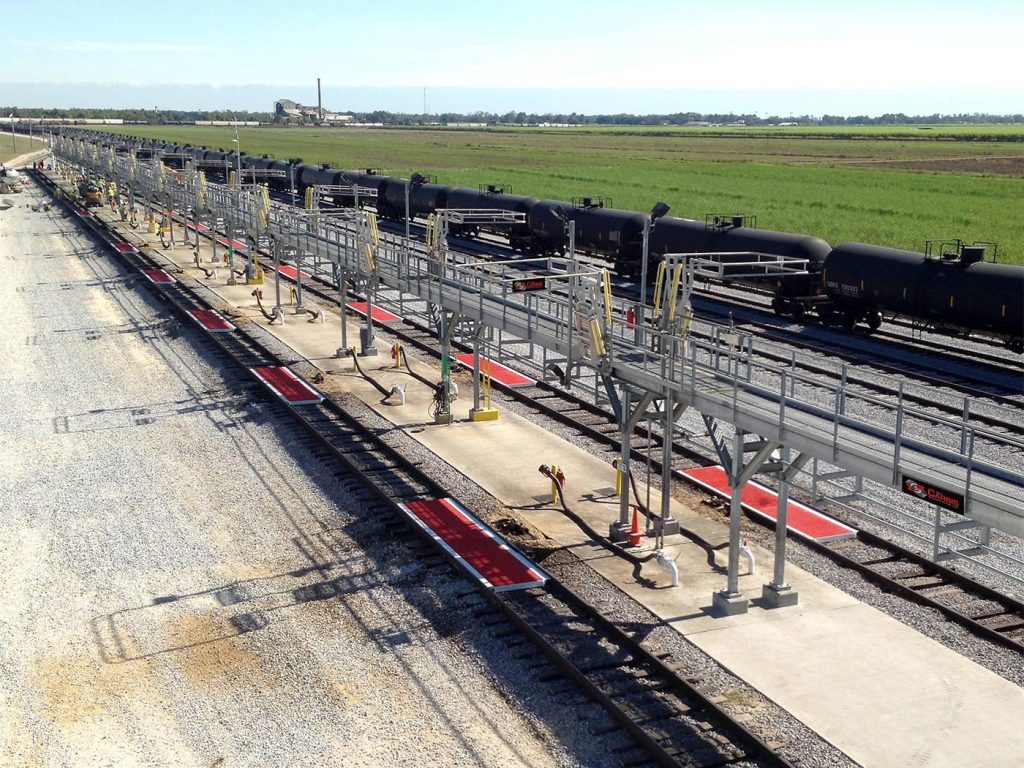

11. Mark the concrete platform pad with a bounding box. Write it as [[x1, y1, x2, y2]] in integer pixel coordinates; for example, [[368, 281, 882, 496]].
[[688, 602, 1024, 768]]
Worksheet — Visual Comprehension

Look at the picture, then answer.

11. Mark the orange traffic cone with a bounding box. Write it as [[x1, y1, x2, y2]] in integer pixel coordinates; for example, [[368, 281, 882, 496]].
[[628, 506, 643, 547]]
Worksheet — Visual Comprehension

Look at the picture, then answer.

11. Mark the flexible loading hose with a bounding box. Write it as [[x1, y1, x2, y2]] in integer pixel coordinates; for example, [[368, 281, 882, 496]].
[[399, 351, 450, 419], [251, 289, 276, 322], [538, 465, 658, 571], [623, 463, 728, 558], [348, 347, 396, 401]]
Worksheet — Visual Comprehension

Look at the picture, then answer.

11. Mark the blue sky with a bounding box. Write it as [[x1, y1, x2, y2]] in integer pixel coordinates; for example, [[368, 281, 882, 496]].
[[2, 0, 1021, 115]]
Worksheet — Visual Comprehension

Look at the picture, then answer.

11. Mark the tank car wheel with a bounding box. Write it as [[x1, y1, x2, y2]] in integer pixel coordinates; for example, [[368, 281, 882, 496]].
[[771, 297, 785, 315], [867, 312, 882, 332], [842, 314, 857, 331]]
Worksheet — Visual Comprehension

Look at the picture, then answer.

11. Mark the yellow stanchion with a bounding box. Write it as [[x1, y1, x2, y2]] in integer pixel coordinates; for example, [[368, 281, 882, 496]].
[[653, 261, 667, 320], [589, 318, 606, 358], [470, 361, 499, 421], [368, 212, 380, 246]]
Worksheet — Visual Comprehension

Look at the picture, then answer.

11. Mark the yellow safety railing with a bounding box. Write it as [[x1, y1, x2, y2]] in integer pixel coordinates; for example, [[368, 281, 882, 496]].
[[197, 171, 207, 209], [364, 242, 375, 271], [367, 212, 380, 246], [589, 317, 606, 358], [652, 261, 667, 320], [425, 214, 438, 249], [304, 186, 314, 211], [665, 260, 684, 325], [481, 362, 493, 410]]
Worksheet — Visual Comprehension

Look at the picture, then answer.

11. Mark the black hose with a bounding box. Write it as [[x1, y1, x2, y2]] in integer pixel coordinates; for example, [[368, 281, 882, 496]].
[[250, 289, 276, 322], [398, 351, 451, 419], [538, 465, 657, 569], [621, 461, 727, 557], [349, 348, 395, 400], [400, 353, 437, 390]]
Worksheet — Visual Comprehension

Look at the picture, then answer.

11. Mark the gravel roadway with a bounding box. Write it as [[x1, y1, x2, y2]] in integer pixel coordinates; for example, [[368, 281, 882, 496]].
[[0, 185, 600, 766]]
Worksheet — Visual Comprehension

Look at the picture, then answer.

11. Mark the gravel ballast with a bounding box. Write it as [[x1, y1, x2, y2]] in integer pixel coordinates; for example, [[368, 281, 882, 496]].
[[0, 189, 606, 767]]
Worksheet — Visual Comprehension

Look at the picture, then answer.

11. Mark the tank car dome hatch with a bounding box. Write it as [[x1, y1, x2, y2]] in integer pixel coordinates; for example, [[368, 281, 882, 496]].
[[960, 245, 986, 265]]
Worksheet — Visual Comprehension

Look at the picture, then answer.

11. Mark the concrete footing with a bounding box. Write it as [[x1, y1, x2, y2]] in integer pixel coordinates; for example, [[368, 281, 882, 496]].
[[712, 590, 749, 616], [761, 582, 799, 608]]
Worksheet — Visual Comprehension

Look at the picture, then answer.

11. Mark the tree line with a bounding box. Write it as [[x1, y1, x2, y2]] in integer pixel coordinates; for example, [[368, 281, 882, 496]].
[[3, 106, 1021, 127]]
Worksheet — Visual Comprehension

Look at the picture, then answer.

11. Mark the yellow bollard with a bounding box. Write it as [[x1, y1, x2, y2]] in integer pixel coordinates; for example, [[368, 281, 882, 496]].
[[289, 286, 297, 305], [613, 459, 623, 496]]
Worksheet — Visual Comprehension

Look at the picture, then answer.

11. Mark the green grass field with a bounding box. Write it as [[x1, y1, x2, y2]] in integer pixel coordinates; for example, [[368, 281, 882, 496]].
[[94, 125, 1024, 264], [1, 136, 46, 165]]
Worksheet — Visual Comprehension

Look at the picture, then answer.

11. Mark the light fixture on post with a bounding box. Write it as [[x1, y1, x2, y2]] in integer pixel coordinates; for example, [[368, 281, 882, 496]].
[[635, 201, 671, 343], [232, 127, 255, 283]]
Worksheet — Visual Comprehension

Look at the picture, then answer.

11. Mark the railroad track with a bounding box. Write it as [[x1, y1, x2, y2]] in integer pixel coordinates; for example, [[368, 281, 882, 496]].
[[90, 175, 1024, 653], [39, 169, 795, 768], [202, 236, 1024, 656]]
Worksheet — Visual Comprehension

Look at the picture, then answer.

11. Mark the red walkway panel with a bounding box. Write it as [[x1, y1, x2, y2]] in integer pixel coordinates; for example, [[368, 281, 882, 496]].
[[454, 353, 535, 387], [74, 209, 93, 218], [348, 301, 401, 323], [217, 237, 248, 251], [113, 242, 138, 254], [141, 268, 176, 284], [679, 465, 857, 543], [399, 498, 548, 591], [251, 366, 324, 405], [277, 264, 311, 280], [188, 308, 235, 333], [186, 221, 209, 232]]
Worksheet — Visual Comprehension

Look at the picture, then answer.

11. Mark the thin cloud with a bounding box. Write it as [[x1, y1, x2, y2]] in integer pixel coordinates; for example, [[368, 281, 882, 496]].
[[34, 40, 210, 54]]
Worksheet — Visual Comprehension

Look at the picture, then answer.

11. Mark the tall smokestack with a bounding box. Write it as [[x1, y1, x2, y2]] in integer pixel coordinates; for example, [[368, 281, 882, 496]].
[[317, 78, 323, 121]]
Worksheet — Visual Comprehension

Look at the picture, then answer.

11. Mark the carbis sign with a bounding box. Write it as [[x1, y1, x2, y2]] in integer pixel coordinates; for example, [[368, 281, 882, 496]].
[[901, 475, 965, 514], [512, 277, 546, 293]]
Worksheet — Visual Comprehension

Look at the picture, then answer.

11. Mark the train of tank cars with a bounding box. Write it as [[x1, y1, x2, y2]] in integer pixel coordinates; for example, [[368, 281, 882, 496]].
[[64, 131, 1024, 353]]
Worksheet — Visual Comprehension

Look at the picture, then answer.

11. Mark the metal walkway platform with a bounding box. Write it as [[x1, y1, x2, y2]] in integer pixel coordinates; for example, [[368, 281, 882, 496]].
[[55, 135, 1024, 551]]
